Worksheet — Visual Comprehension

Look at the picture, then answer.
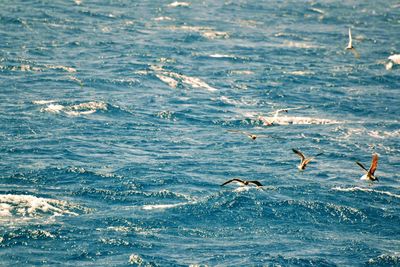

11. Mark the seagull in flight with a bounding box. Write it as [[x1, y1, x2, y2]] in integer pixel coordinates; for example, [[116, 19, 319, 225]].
[[292, 149, 323, 171], [345, 28, 360, 59], [356, 154, 379, 182], [227, 130, 270, 140], [221, 178, 263, 187]]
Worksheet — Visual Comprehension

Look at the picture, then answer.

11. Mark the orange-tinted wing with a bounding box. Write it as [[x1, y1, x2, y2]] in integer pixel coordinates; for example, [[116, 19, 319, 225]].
[[369, 154, 378, 175], [292, 149, 305, 161]]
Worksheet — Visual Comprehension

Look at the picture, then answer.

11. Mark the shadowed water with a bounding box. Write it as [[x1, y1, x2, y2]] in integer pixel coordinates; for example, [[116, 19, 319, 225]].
[[1, 0, 400, 266]]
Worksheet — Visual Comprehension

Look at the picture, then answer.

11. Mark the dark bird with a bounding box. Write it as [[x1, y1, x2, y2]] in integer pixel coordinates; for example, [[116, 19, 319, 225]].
[[227, 130, 270, 140], [221, 178, 263, 187], [292, 149, 323, 170], [345, 28, 360, 58], [356, 153, 379, 182]]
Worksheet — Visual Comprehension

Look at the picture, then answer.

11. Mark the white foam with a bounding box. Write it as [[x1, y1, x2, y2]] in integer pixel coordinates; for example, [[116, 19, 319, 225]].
[[201, 30, 229, 39], [142, 203, 186, 210], [32, 100, 57, 105], [154, 16, 173, 21], [282, 40, 318, 49], [64, 110, 97, 116], [45, 64, 76, 73], [178, 74, 217, 92], [209, 54, 236, 58], [287, 70, 315, 76], [167, 1, 190, 7], [258, 115, 340, 125], [167, 26, 228, 39], [41, 104, 65, 113], [0, 194, 79, 219], [151, 66, 217, 92], [229, 70, 254, 75], [129, 254, 144, 265], [332, 187, 400, 199], [155, 74, 178, 88], [41, 101, 107, 116], [70, 101, 107, 111]]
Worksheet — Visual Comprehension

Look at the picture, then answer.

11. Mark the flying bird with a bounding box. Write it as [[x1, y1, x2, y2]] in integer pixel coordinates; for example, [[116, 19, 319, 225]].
[[221, 178, 263, 187], [292, 149, 323, 171], [227, 130, 270, 140], [345, 28, 360, 58], [356, 154, 379, 182]]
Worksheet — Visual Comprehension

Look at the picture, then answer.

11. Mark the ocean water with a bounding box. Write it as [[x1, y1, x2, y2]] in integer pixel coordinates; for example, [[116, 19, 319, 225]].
[[1, 0, 400, 266]]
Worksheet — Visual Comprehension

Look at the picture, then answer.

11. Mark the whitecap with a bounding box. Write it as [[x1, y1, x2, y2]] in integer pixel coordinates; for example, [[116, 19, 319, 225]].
[[32, 100, 57, 105], [167, 1, 190, 7], [151, 66, 217, 92], [286, 70, 315, 76], [142, 203, 187, 210], [154, 16, 173, 21], [332, 187, 400, 199], [69, 101, 107, 111], [41, 104, 65, 113], [229, 70, 254, 75], [209, 54, 236, 58], [282, 40, 318, 49], [0, 194, 79, 219], [45, 64, 76, 73], [155, 74, 178, 88], [258, 115, 340, 125]]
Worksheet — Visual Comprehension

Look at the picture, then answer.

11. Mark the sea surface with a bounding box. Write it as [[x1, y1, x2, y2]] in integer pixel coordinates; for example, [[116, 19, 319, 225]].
[[1, 0, 400, 266]]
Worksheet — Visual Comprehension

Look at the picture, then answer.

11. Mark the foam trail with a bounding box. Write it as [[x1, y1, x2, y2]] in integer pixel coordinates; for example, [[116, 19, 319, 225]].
[[258, 115, 341, 125], [332, 187, 400, 199], [0, 194, 79, 218], [142, 202, 187, 210]]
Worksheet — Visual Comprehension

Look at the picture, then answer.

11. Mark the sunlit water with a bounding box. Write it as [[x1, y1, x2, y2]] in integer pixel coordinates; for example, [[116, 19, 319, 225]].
[[1, 1, 400, 266]]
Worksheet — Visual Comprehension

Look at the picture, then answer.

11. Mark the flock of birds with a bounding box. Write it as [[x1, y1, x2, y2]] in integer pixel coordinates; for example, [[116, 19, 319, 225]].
[[220, 28, 389, 188], [222, 112, 379, 188]]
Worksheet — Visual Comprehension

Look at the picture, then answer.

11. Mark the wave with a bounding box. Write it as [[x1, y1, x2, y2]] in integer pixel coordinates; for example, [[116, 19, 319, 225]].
[[367, 252, 400, 265], [257, 115, 341, 125], [36, 101, 108, 116], [142, 202, 188, 210], [332, 186, 400, 199], [0, 194, 81, 220], [151, 66, 217, 92], [167, 1, 190, 8], [166, 25, 229, 39]]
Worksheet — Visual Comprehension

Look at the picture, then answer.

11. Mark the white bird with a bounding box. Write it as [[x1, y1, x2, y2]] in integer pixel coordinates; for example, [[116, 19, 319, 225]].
[[356, 154, 379, 182], [227, 130, 270, 140], [386, 54, 400, 70], [346, 28, 360, 58], [292, 149, 323, 171]]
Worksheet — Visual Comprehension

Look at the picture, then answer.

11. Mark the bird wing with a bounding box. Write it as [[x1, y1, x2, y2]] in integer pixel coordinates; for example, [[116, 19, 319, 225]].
[[256, 134, 271, 138], [248, 181, 263, 187], [221, 178, 244, 186], [369, 154, 378, 175], [351, 48, 360, 59], [292, 149, 305, 161], [348, 28, 352, 48], [356, 161, 368, 172]]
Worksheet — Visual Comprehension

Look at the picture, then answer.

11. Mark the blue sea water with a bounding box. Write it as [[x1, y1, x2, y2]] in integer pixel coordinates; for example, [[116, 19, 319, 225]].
[[1, 0, 400, 266]]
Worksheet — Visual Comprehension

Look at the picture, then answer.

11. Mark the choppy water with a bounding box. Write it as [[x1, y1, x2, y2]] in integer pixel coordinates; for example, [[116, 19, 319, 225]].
[[1, 1, 400, 266]]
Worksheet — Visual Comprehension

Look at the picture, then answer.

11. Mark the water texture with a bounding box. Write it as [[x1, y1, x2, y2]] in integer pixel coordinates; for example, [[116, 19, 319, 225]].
[[1, 0, 400, 266]]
